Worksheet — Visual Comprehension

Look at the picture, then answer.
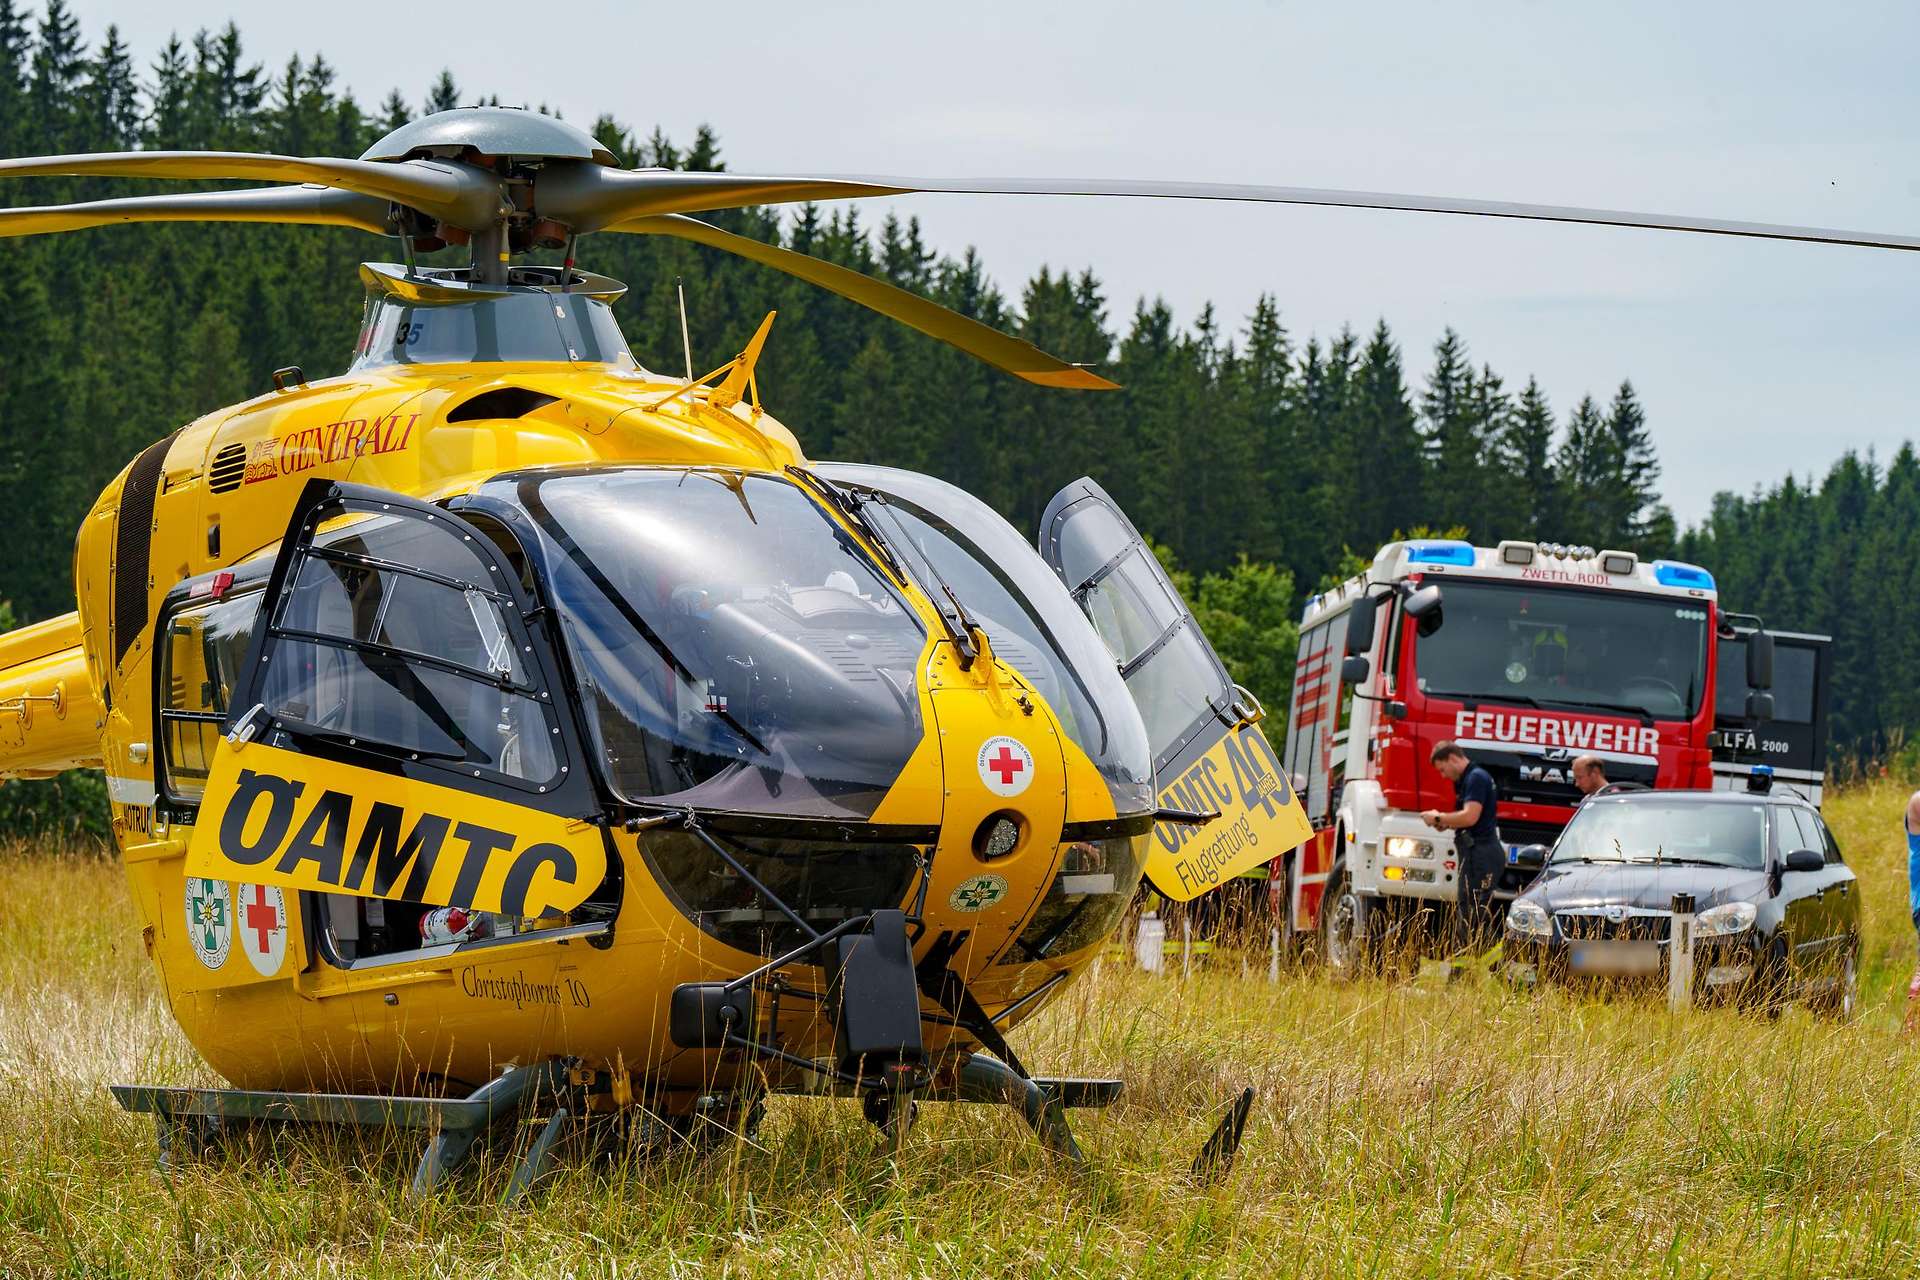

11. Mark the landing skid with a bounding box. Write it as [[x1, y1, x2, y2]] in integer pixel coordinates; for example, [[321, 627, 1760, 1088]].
[[111, 1058, 575, 1200], [110, 1054, 1251, 1192]]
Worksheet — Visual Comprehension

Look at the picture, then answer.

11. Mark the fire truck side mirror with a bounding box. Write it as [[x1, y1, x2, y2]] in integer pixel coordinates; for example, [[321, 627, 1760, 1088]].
[[1340, 655, 1370, 686], [1745, 630, 1774, 690], [1344, 595, 1380, 656], [1745, 690, 1774, 723], [1403, 584, 1443, 635]]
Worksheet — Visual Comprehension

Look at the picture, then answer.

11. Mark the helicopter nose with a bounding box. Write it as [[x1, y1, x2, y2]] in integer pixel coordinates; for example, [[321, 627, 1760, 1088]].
[[913, 646, 1068, 978]]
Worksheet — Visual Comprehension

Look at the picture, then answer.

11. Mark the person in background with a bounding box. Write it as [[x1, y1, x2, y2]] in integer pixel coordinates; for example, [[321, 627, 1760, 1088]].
[[1572, 755, 1609, 800], [1422, 741, 1504, 949], [1906, 790, 1920, 1031]]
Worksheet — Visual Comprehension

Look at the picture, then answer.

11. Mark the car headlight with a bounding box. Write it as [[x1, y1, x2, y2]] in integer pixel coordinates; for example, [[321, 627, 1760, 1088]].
[[1386, 835, 1433, 860], [1506, 899, 1551, 938], [1695, 901, 1756, 937]]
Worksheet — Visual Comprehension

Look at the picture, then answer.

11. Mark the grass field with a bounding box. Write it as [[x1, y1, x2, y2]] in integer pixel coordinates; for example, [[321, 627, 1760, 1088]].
[[5, 779, 1920, 1278]]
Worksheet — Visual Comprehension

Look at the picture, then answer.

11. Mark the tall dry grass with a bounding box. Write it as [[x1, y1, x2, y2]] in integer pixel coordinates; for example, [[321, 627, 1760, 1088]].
[[3, 780, 1920, 1277]]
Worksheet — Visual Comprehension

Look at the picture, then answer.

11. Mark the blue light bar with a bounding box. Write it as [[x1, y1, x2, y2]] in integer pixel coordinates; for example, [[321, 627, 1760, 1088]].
[[1651, 559, 1715, 591], [1406, 540, 1475, 567]]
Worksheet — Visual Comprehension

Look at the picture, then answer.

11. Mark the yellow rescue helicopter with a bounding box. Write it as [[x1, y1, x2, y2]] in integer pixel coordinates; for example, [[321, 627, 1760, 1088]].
[[0, 107, 1908, 1193]]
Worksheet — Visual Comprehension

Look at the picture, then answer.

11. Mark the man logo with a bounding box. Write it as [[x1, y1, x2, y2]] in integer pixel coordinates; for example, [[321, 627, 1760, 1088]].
[[1604, 905, 1628, 924]]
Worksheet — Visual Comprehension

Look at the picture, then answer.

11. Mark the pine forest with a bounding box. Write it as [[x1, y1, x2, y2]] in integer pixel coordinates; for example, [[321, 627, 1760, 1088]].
[[0, 3, 1910, 832]]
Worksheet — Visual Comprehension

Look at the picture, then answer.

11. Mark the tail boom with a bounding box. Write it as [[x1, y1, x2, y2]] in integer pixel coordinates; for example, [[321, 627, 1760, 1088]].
[[0, 613, 104, 778]]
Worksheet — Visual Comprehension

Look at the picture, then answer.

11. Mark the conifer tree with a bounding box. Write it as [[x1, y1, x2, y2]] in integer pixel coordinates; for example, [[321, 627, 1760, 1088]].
[[1419, 328, 1479, 532], [376, 87, 409, 134], [423, 68, 459, 115], [77, 24, 137, 149], [1497, 378, 1559, 538], [1346, 322, 1423, 549]]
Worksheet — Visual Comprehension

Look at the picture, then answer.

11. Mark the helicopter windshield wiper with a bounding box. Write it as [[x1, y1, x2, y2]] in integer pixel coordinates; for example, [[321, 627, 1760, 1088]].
[[287, 721, 473, 765], [789, 467, 982, 669], [514, 479, 769, 758]]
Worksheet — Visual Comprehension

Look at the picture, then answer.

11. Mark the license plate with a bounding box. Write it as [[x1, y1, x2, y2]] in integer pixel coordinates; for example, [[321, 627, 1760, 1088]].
[[1569, 940, 1660, 976]]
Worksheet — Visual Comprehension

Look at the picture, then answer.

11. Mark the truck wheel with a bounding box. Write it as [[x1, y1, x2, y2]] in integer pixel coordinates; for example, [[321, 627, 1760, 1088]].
[[1323, 869, 1371, 980]]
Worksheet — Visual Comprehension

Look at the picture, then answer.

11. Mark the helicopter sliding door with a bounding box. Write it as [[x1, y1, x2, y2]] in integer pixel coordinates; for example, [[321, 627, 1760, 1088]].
[[183, 480, 609, 931], [1037, 477, 1311, 900]]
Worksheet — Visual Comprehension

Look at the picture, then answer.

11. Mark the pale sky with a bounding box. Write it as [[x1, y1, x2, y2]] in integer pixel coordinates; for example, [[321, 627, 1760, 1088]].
[[63, 0, 1920, 526]]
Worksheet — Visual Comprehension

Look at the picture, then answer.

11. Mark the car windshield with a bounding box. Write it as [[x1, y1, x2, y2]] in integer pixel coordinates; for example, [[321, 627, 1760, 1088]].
[[1413, 580, 1709, 720], [491, 467, 927, 820], [1551, 799, 1767, 870]]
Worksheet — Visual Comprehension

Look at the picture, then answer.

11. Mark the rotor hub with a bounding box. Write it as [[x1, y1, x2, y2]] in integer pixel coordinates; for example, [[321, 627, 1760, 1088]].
[[360, 106, 616, 168]]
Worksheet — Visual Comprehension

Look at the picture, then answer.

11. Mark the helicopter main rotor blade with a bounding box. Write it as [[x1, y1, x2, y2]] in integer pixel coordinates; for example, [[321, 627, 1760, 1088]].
[[0, 185, 393, 239], [610, 213, 1119, 391], [0, 151, 500, 229], [575, 170, 1920, 256], [535, 166, 908, 232]]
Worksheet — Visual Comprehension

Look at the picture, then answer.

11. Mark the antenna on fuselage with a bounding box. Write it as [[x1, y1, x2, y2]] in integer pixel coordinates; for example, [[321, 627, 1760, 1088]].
[[676, 276, 695, 382]]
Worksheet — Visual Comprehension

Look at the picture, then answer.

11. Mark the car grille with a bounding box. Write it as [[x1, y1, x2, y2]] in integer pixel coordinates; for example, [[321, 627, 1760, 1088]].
[[1555, 912, 1670, 942]]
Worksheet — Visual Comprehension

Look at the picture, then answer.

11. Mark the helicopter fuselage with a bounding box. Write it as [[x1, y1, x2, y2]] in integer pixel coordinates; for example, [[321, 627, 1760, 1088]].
[[55, 334, 1140, 1106]]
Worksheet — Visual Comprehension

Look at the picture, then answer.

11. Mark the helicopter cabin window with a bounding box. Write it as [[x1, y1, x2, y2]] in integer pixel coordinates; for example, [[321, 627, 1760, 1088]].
[[315, 875, 621, 967], [486, 467, 929, 822], [1045, 495, 1229, 774], [158, 587, 263, 805], [811, 463, 1154, 816], [257, 502, 563, 789], [350, 288, 639, 371]]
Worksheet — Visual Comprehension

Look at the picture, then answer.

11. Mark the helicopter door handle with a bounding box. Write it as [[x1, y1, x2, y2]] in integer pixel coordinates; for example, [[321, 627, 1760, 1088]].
[[226, 702, 270, 748]]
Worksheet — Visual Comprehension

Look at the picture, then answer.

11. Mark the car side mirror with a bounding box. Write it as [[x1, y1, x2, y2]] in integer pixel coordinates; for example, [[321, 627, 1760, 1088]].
[[1782, 848, 1823, 874], [1745, 690, 1774, 723], [1340, 654, 1370, 685], [1512, 843, 1548, 872]]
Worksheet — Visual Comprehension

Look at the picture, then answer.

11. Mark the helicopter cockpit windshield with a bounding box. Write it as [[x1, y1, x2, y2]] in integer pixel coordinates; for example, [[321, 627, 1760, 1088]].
[[349, 264, 641, 372], [475, 467, 927, 822]]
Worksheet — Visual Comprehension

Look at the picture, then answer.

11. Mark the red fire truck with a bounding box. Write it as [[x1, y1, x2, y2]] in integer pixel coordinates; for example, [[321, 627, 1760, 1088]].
[[1277, 537, 1791, 973]]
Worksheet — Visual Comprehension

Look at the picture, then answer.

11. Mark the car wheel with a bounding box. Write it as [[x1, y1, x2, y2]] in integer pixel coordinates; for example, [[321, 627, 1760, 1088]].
[[1820, 942, 1859, 1021], [1323, 870, 1370, 980], [1744, 937, 1792, 1018]]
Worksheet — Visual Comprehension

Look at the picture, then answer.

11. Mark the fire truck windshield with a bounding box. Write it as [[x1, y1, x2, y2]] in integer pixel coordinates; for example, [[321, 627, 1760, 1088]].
[[1412, 580, 1709, 721]]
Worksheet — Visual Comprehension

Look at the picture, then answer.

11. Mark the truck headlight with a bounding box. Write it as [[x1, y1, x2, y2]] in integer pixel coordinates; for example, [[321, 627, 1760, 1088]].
[[1506, 900, 1551, 938], [1385, 836, 1433, 860], [1695, 902, 1756, 937]]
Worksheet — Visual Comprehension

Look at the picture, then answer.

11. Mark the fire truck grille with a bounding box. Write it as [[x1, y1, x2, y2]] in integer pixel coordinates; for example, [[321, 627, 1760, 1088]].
[[1500, 821, 1562, 850], [1478, 751, 1659, 809]]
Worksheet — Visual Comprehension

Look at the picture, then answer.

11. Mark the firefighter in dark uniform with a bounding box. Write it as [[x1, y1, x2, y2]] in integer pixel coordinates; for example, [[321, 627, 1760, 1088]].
[[1421, 740, 1504, 949]]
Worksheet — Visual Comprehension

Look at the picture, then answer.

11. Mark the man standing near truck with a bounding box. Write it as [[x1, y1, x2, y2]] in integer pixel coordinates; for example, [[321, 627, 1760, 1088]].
[[1421, 741, 1504, 948]]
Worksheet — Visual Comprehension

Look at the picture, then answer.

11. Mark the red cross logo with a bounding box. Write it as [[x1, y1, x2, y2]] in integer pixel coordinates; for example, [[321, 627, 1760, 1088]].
[[246, 884, 280, 953], [988, 746, 1025, 786]]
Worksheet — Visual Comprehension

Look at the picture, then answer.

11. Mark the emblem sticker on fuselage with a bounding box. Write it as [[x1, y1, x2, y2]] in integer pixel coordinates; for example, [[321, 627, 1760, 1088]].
[[237, 882, 288, 977], [949, 873, 1010, 913], [185, 877, 233, 970], [976, 736, 1035, 798]]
